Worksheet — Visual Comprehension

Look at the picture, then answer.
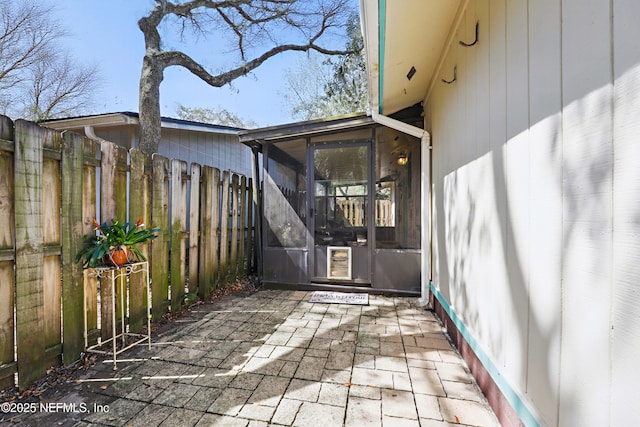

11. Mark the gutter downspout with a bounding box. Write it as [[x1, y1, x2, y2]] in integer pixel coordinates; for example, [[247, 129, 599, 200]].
[[371, 112, 432, 307], [84, 125, 106, 143]]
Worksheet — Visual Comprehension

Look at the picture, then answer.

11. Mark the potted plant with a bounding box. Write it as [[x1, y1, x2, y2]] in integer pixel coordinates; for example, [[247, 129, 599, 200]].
[[75, 218, 160, 268]]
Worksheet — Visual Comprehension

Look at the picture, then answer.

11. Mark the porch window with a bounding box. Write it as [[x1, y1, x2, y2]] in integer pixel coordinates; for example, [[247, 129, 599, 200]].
[[264, 141, 307, 248], [375, 129, 421, 249], [313, 145, 369, 247]]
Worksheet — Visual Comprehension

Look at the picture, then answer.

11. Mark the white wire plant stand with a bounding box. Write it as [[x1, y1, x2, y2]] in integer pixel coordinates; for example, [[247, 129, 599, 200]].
[[84, 261, 151, 370]]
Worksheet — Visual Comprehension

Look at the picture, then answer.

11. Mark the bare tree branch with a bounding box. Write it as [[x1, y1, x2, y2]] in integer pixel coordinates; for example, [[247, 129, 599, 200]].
[[0, 1, 100, 120], [137, 0, 355, 153]]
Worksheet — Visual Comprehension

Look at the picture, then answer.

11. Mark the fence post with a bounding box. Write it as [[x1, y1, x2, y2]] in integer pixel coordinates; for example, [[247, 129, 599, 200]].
[[151, 154, 170, 319], [170, 159, 187, 311], [14, 120, 46, 388], [129, 149, 151, 333], [0, 116, 15, 389], [61, 131, 85, 365]]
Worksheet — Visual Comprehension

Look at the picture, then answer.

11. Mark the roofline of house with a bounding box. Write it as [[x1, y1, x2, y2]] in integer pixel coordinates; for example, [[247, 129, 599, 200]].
[[41, 112, 244, 135]]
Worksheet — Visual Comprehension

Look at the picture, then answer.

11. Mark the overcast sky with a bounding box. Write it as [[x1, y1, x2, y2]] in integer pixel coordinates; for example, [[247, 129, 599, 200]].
[[53, 0, 352, 127]]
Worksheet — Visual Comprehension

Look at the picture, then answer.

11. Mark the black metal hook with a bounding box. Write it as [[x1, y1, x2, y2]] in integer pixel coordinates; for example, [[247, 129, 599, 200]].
[[442, 65, 457, 84], [459, 21, 479, 47]]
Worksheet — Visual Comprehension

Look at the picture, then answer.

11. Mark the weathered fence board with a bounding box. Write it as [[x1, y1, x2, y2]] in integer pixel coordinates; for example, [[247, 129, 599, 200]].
[[0, 116, 257, 391], [99, 142, 117, 339], [170, 159, 187, 311], [219, 171, 231, 285], [82, 139, 98, 345], [43, 129, 62, 368], [198, 166, 216, 297], [129, 149, 151, 333], [230, 174, 240, 283], [151, 154, 170, 319], [61, 131, 86, 364], [14, 120, 47, 388], [246, 178, 254, 275], [189, 163, 201, 294], [238, 176, 247, 278], [0, 116, 15, 389]]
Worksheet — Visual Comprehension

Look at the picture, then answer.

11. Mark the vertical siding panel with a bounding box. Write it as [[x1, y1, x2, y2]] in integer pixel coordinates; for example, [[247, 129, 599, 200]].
[[61, 132, 86, 364], [560, 0, 613, 425], [527, 1, 562, 425], [0, 116, 14, 389], [469, 0, 500, 367], [463, 0, 477, 164], [612, 0, 640, 425], [488, 0, 508, 374], [504, 0, 530, 389], [14, 120, 46, 388]]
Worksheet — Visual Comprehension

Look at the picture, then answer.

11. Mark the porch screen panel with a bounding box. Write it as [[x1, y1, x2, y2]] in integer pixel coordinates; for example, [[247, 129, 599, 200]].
[[375, 129, 421, 249], [314, 145, 368, 246], [265, 144, 307, 247]]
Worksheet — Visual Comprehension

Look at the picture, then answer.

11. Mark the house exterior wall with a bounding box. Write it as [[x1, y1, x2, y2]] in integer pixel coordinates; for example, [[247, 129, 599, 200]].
[[157, 128, 252, 177], [95, 126, 252, 177], [425, 0, 640, 426]]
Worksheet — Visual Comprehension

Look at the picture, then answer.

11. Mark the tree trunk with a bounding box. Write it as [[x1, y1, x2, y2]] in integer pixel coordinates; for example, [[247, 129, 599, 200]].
[[138, 55, 163, 154]]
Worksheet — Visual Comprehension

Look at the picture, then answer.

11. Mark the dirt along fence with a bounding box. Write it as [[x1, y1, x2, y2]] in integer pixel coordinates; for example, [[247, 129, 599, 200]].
[[0, 116, 257, 390]]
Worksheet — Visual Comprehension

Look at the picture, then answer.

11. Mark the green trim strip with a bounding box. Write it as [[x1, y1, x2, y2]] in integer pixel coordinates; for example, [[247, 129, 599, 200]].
[[429, 282, 540, 427], [378, 0, 386, 114]]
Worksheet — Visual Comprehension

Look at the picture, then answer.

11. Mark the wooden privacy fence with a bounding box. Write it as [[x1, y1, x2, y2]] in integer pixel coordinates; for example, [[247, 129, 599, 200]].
[[0, 116, 256, 390], [335, 198, 393, 227]]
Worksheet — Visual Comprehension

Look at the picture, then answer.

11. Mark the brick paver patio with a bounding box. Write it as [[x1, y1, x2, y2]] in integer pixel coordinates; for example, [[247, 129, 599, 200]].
[[3, 289, 500, 426]]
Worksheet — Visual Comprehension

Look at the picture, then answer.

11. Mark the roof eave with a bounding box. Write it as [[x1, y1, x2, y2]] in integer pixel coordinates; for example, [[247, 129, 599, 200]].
[[238, 113, 373, 145]]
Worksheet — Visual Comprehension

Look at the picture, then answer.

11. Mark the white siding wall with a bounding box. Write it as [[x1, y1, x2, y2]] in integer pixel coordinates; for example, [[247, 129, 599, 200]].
[[158, 128, 252, 177], [426, 0, 640, 426], [96, 127, 252, 177]]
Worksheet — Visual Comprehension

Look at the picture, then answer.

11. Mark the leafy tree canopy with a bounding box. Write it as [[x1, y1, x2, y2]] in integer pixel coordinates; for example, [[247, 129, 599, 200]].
[[175, 104, 258, 129]]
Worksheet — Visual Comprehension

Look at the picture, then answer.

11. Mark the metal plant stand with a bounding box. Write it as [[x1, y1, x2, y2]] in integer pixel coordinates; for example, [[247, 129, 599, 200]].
[[84, 261, 151, 370]]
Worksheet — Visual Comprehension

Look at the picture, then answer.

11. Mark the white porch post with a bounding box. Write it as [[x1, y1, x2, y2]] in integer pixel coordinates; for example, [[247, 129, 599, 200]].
[[419, 132, 431, 306]]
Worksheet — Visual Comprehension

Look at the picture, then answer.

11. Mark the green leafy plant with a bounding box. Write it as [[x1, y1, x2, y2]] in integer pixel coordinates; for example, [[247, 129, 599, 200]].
[[75, 218, 160, 268]]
